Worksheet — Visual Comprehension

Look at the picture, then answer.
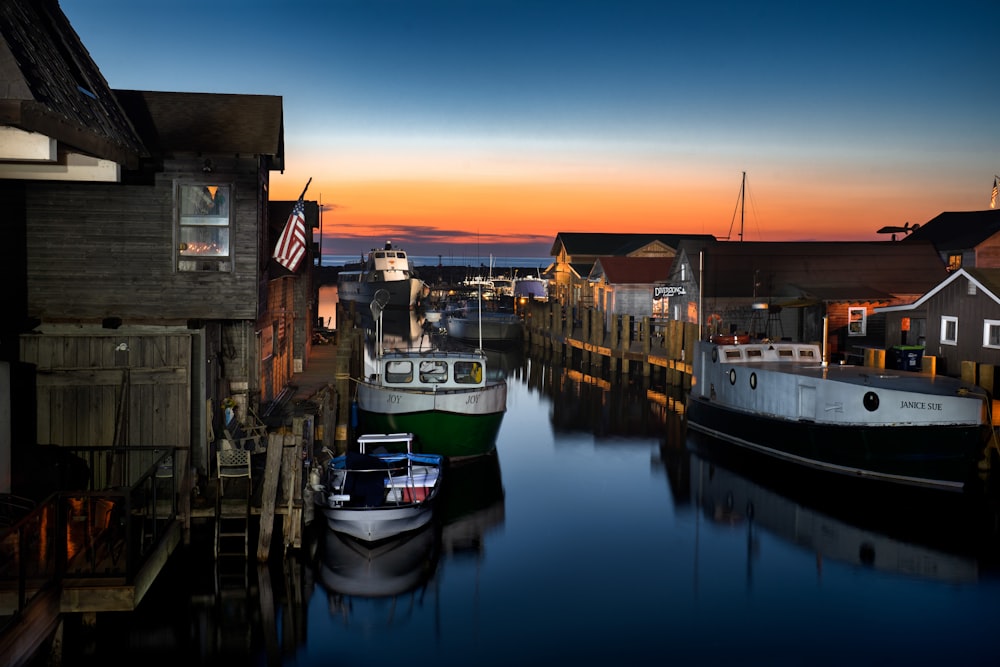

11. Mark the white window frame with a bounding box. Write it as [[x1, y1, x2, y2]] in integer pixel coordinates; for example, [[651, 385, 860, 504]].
[[940, 315, 958, 346], [176, 181, 233, 272], [983, 320, 1000, 349], [847, 306, 867, 337]]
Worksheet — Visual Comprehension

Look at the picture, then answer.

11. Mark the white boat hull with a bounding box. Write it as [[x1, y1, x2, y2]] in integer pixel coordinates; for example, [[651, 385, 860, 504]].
[[686, 340, 992, 490]]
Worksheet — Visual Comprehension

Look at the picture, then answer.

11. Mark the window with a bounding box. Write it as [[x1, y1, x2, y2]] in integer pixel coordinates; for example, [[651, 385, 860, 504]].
[[947, 254, 962, 272], [453, 361, 483, 384], [848, 307, 867, 336], [941, 316, 958, 345], [419, 360, 448, 383], [385, 360, 413, 383], [983, 320, 1000, 349], [177, 182, 232, 271]]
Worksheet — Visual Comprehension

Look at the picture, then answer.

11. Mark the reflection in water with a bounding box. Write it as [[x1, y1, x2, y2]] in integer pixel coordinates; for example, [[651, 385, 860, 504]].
[[679, 430, 1000, 584], [39, 351, 1000, 666], [313, 451, 506, 625]]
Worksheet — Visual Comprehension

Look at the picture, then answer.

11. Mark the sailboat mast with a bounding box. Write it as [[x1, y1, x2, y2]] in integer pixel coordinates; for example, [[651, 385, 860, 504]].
[[739, 170, 745, 242]]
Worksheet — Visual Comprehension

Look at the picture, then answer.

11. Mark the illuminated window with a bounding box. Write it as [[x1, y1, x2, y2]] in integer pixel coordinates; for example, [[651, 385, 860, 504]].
[[176, 182, 232, 271], [941, 316, 958, 345], [947, 254, 962, 272], [848, 307, 867, 336]]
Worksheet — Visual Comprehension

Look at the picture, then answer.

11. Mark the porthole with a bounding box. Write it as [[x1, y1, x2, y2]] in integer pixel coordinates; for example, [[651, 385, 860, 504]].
[[863, 391, 879, 412], [749, 372, 757, 389], [729, 368, 736, 385]]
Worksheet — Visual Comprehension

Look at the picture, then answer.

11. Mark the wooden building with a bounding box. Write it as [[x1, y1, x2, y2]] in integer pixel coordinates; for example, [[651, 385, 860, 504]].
[[902, 209, 1000, 271], [547, 232, 715, 312], [0, 1, 315, 506], [663, 240, 949, 361], [587, 256, 674, 324], [877, 268, 1000, 379]]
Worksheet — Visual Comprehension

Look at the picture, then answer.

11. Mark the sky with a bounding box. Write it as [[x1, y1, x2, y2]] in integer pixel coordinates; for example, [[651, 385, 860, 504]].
[[60, 0, 1000, 260]]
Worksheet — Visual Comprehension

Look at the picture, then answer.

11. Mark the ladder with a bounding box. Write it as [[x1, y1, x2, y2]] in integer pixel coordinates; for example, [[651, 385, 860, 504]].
[[215, 448, 252, 590]]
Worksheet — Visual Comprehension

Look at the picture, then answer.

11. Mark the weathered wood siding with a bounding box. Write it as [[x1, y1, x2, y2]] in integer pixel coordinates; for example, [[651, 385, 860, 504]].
[[260, 278, 296, 404], [20, 332, 191, 451], [923, 273, 1000, 377], [24, 157, 264, 322]]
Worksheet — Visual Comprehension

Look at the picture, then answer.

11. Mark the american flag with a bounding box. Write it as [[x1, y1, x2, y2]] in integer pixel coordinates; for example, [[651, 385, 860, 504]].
[[273, 197, 307, 272], [992, 177, 998, 210]]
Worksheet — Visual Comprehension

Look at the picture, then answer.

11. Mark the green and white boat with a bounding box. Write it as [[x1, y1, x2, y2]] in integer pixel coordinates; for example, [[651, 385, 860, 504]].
[[355, 292, 508, 459]]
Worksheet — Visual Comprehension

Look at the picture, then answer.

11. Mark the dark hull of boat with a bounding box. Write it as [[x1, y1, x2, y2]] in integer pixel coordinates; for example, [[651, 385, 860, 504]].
[[685, 395, 989, 491], [337, 278, 420, 309]]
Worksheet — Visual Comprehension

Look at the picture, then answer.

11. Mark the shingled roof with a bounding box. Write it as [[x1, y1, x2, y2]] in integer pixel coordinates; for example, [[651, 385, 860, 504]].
[[0, 0, 145, 166], [550, 232, 716, 257], [681, 240, 948, 302], [590, 256, 673, 284], [114, 90, 284, 167], [903, 209, 1000, 251]]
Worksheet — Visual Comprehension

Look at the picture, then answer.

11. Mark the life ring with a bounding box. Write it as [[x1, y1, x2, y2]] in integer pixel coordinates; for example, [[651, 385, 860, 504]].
[[706, 313, 723, 330], [710, 333, 751, 345]]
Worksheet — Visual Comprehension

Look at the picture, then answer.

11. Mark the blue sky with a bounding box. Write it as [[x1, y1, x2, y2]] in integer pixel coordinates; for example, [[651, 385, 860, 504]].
[[60, 0, 1000, 258]]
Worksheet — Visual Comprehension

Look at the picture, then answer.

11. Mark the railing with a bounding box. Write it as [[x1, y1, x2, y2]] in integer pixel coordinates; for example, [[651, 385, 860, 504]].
[[0, 447, 177, 634]]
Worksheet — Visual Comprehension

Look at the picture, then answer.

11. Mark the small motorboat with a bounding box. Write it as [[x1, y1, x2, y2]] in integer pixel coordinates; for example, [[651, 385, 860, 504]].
[[313, 433, 444, 542]]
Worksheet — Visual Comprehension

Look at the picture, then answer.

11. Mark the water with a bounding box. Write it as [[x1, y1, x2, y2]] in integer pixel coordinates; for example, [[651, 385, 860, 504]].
[[45, 349, 1000, 666]]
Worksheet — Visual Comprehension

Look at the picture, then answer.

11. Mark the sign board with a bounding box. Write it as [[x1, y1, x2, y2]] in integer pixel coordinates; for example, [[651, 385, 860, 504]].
[[654, 285, 686, 299]]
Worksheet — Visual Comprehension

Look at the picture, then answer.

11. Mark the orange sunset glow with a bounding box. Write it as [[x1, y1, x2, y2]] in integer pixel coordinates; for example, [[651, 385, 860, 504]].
[[62, 0, 1000, 259]]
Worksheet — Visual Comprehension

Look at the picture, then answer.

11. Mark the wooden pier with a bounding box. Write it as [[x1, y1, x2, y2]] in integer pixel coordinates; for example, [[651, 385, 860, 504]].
[[520, 300, 699, 390]]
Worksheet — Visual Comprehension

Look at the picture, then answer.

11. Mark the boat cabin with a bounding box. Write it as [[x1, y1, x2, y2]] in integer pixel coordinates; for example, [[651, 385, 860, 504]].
[[365, 241, 413, 282], [377, 352, 486, 388]]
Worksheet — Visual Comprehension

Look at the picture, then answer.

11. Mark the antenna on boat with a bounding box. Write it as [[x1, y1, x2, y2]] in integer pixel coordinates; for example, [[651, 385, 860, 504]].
[[478, 280, 484, 352], [371, 289, 390, 371]]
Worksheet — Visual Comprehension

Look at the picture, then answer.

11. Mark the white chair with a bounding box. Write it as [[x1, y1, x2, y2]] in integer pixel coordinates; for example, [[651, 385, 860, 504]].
[[216, 448, 251, 495]]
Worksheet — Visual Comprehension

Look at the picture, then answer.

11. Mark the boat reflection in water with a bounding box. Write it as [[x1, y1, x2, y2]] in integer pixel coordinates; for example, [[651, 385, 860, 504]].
[[685, 431, 996, 584], [314, 451, 505, 622]]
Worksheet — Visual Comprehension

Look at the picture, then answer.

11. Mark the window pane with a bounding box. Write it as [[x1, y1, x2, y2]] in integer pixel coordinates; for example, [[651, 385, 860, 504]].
[[990, 325, 1000, 346], [180, 184, 230, 220], [180, 226, 229, 256]]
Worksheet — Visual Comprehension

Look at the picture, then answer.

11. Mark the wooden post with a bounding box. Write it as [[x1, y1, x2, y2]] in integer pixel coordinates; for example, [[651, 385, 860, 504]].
[[641, 316, 651, 379], [256, 431, 286, 561], [609, 314, 619, 375]]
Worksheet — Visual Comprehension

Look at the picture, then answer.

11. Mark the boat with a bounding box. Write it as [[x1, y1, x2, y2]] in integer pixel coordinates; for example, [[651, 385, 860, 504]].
[[685, 336, 997, 491], [356, 347, 507, 458], [355, 294, 508, 459], [337, 241, 425, 309], [444, 300, 523, 346], [312, 432, 444, 542], [512, 275, 548, 304]]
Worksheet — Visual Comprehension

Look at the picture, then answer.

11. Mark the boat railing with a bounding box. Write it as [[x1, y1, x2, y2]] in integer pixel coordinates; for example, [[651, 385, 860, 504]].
[[328, 456, 439, 507]]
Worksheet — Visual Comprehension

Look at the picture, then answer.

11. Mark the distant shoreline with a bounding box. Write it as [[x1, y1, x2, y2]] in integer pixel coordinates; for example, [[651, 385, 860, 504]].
[[321, 254, 550, 270], [315, 262, 547, 287]]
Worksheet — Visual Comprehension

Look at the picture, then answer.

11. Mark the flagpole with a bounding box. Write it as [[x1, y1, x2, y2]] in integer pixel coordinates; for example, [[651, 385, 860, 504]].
[[298, 177, 312, 201]]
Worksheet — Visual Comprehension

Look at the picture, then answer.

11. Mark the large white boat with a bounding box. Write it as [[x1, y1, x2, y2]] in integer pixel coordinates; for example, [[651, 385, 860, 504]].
[[445, 301, 523, 347], [355, 293, 508, 459], [337, 241, 425, 309], [686, 336, 998, 491]]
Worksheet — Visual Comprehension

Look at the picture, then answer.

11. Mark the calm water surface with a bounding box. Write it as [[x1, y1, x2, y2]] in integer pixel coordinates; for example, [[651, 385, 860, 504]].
[[56, 348, 1000, 666]]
